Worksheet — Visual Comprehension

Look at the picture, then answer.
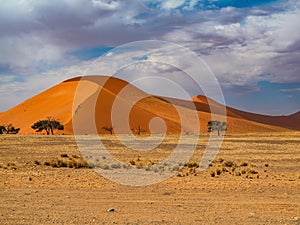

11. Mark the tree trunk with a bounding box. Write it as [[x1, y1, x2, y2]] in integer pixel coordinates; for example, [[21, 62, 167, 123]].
[[137, 125, 141, 135]]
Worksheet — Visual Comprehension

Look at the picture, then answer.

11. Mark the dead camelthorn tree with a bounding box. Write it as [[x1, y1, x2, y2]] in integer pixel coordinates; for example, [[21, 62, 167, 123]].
[[131, 124, 146, 135], [102, 126, 114, 135]]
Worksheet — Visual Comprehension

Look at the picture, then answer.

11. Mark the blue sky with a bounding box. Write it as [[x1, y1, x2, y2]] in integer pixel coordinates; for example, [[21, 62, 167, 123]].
[[0, 0, 299, 115], [224, 81, 300, 115]]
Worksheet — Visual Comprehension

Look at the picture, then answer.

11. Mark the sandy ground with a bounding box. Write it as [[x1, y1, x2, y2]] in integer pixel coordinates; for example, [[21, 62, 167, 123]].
[[0, 133, 299, 224]]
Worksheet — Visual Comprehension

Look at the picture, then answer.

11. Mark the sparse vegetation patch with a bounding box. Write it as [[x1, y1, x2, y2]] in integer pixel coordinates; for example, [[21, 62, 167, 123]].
[[43, 154, 91, 169], [207, 158, 265, 179]]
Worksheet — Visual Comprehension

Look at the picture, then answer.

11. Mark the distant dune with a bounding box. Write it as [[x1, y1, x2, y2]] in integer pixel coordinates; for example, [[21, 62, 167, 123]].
[[0, 76, 298, 134], [192, 95, 300, 131]]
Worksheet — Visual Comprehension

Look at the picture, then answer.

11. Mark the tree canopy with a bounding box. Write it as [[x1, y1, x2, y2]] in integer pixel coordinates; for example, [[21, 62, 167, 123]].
[[207, 120, 227, 136], [31, 117, 64, 135], [0, 126, 5, 134], [0, 124, 20, 134]]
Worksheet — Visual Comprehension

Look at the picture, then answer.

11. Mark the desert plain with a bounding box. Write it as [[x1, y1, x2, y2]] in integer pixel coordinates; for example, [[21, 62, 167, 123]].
[[0, 132, 299, 224]]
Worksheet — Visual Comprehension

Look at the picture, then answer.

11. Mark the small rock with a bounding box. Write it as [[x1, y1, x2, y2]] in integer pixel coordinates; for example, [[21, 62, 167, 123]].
[[107, 208, 115, 212], [249, 212, 255, 217]]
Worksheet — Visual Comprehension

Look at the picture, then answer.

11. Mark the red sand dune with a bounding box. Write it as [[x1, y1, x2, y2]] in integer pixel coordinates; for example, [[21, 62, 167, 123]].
[[0, 76, 298, 134], [192, 95, 300, 131]]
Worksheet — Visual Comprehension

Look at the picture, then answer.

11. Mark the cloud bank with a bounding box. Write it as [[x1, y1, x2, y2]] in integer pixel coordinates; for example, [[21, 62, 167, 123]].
[[0, 0, 299, 114]]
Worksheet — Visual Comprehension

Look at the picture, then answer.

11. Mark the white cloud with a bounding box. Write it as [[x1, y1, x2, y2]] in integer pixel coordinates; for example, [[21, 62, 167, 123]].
[[0, 34, 69, 71], [0, 61, 91, 112], [161, 0, 186, 10], [91, 0, 120, 10], [0, 0, 299, 113], [0, 75, 16, 84], [160, 3, 300, 87], [187, 0, 199, 9]]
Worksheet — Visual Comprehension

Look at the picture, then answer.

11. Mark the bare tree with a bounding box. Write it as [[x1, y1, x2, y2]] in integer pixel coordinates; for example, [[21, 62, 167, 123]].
[[102, 126, 114, 135], [183, 129, 192, 135], [131, 124, 145, 135]]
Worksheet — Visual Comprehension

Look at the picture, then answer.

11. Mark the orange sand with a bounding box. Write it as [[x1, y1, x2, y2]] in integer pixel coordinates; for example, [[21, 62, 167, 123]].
[[0, 76, 298, 134]]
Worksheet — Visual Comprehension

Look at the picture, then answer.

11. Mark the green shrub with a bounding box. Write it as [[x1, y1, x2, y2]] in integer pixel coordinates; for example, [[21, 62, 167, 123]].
[[111, 164, 121, 169], [57, 160, 67, 167], [6, 162, 17, 170], [186, 162, 198, 168], [235, 171, 241, 176], [223, 161, 236, 167], [44, 156, 90, 169], [153, 167, 159, 173], [50, 160, 58, 168], [222, 167, 228, 172], [189, 168, 196, 174], [172, 165, 180, 171], [247, 168, 258, 174], [7, 162, 15, 167], [129, 160, 135, 165], [122, 164, 131, 169], [100, 164, 110, 170], [67, 160, 76, 168], [76, 161, 90, 169], [240, 162, 248, 167]]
